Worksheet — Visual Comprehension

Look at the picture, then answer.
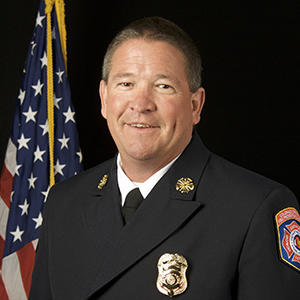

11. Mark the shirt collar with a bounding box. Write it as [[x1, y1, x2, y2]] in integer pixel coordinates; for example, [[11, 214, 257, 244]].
[[117, 154, 180, 206]]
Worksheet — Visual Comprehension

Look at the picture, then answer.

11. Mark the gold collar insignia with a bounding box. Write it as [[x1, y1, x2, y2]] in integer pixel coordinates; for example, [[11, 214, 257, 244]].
[[176, 177, 194, 194], [97, 174, 108, 190]]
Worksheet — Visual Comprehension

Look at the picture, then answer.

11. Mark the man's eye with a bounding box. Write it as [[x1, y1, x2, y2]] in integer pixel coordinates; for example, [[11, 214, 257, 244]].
[[158, 84, 171, 89], [119, 82, 132, 87], [156, 83, 175, 94]]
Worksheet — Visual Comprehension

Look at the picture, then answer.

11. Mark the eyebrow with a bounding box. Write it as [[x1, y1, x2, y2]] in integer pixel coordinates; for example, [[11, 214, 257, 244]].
[[154, 73, 181, 86], [110, 72, 135, 81], [110, 72, 181, 87]]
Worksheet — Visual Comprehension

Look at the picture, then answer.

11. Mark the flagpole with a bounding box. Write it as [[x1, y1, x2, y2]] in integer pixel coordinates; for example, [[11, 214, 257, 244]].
[[54, 0, 67, 72]]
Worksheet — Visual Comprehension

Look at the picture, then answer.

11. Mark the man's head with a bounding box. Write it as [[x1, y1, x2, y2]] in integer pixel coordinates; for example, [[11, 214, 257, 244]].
[[102, 17, 202, 93], [100, 17, 205, 181]]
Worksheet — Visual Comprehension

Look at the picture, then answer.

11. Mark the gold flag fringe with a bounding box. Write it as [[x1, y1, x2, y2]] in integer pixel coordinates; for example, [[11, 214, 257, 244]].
[[44, 0, 68, 187]]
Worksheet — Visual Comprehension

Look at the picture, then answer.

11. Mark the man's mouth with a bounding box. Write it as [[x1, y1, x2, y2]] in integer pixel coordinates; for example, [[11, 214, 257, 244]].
[[128, 123, 159, 128]]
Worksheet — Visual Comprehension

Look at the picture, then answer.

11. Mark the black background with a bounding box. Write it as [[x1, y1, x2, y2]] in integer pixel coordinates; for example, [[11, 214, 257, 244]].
[[1, 1, 299, 199]]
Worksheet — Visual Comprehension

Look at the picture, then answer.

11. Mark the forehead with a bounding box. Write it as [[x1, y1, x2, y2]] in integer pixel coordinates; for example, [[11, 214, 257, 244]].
[[109, 39, 187, 80]]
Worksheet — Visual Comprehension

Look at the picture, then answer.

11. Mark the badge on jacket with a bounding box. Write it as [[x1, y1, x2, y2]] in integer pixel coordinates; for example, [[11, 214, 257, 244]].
[[275, 207, 300, 272], [176, 178, 194, 194], [157, 253, 188, 297], [97, 174, 108, 190]]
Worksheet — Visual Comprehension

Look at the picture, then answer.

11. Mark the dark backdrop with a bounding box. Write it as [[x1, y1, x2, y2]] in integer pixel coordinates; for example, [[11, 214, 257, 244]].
[[1, 1, 299, 199]]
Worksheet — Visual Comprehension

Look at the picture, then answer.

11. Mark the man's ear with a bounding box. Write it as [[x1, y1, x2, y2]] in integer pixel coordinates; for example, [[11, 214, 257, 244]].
[[191, 87, 205, 125], [99, 80, 107, 119]]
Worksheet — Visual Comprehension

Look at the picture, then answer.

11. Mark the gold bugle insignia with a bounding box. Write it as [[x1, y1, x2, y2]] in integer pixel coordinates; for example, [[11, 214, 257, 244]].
[[97, 174, 108, 190], [157, 253, 188, 297], [176, 177, 194, 194]]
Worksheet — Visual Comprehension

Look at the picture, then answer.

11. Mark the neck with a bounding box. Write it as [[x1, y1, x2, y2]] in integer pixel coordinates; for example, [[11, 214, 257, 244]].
[[119, 156, 175, 182]]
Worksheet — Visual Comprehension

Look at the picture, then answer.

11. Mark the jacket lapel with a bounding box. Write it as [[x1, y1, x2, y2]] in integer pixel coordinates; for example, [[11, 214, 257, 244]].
[[82, 161, 123, 257], [84, 133, 210, 299]]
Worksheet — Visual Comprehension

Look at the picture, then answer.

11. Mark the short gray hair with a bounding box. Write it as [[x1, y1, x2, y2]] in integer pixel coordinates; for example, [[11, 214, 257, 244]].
[[102, 17, 203, 92]]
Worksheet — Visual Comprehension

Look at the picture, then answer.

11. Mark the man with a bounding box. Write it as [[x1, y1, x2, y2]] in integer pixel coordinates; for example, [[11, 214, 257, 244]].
[[30, 17, 300, 299]]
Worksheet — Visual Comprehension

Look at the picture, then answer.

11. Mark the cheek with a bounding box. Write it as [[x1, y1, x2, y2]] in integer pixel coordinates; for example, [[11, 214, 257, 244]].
[[159, 101, 185, 124], [173, 105, 195, 131], [169, 102, 193, 122], [105, 95, 127, 119]]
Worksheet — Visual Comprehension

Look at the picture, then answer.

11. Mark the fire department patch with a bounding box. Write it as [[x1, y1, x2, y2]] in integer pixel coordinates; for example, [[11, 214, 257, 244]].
[[275, 207, 300, 272]]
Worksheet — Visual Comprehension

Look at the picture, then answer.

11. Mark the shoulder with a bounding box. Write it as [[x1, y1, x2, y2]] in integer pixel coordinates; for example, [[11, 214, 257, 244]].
[[185, 133, 290, 200], [201, 152, 298, 211], [208, 153, 280, 190]]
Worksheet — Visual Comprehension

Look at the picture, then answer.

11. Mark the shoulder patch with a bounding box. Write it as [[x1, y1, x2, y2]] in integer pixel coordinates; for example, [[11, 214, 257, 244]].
[[275, 207, 300, 272]]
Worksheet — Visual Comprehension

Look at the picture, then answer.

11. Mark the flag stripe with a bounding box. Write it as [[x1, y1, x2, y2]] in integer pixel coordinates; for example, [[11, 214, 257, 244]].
[[0, 236, 5, 262], [0, 273, 9, 300], [16, 242, 36, 297], [0, 198, 9, 240], [32, 239, 38, 251], [0, 165, 13, 208], [2, 253, 27, 300], [4, 139, 17, 177]]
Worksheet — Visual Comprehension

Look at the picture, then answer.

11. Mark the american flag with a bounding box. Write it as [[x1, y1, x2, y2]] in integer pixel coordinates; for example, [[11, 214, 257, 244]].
[[0, 1, 83, 299]]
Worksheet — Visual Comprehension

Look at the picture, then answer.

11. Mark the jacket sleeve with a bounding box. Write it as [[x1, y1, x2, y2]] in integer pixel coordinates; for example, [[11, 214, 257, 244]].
[[237, 186, 300, 299], [29, 189, 53, 300]]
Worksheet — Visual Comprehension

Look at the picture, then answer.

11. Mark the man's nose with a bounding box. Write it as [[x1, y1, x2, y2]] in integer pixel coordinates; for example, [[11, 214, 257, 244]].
[[129, 85, 156, 113]]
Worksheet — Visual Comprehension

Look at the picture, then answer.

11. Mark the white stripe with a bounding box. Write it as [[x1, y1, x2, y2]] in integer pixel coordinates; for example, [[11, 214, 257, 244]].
[[2, 253, 27, 300], [32, 239, 39, 251], [0, 197, 9, 240], [4, 138, 17, 176]]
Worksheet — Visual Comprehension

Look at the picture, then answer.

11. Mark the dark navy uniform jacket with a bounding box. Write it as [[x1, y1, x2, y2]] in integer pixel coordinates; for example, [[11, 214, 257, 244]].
[[29, 133, 300, 299]]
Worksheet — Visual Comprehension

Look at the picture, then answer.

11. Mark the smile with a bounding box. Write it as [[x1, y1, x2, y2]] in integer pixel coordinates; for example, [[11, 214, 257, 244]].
[[128, 123, 159, 128]]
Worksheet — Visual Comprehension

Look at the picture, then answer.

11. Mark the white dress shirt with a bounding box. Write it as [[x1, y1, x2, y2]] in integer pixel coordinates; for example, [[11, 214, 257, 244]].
[[117, 154, 180, 206]]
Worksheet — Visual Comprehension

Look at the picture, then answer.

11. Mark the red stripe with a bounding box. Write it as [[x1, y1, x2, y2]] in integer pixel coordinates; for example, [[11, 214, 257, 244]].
[[0, 274, 9, 300], [0, 165, 13, 208], [16, 242, 36, 298], [0, 236, 5, 269]]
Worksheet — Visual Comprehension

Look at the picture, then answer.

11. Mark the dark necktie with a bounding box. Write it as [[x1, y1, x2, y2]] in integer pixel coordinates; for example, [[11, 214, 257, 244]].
[[122, 188, 143, 224]]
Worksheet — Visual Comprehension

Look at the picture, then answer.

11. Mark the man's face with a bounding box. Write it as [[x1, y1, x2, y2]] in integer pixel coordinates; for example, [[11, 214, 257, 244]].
[[100, 39, 205, 170]]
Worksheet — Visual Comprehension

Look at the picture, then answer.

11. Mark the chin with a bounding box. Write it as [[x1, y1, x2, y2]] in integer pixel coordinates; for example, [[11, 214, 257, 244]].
[[123, 141, 157, 158], [128, 150, 156, 161]]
